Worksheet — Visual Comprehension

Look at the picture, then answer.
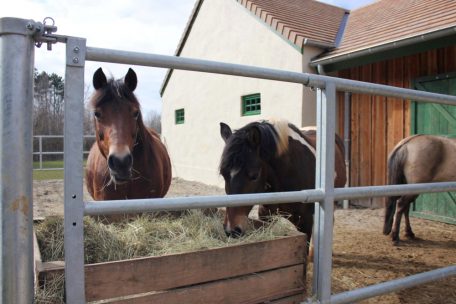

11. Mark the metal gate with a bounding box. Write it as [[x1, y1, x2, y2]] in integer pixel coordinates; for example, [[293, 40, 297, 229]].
[[1, 17, 456, 304]]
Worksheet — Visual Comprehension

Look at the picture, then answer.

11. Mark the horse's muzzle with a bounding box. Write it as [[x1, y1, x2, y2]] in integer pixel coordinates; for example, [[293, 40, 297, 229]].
[[108, 154, 133, 184], [224, 226, 244, 238]]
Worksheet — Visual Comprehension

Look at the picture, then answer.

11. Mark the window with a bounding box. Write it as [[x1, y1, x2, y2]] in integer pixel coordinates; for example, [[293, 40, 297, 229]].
[[241, 93, 261, 116], [175, 108, 185, 124]]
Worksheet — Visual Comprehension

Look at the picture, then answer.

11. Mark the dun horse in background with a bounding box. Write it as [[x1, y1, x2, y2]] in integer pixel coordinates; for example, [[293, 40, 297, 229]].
[[384, 134, 456, 245], [85, 68, 171, 201], [219, 119, 346, 254]]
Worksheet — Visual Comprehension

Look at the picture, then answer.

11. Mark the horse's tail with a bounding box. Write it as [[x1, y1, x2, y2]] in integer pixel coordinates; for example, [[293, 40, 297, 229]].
[[383, 139, 410, 235]]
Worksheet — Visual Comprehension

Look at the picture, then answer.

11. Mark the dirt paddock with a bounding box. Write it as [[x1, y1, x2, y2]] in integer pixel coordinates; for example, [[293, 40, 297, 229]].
[[33, 178, 456, 303]]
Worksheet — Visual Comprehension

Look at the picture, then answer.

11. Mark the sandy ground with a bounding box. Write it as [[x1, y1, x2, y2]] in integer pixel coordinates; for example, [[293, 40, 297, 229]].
[[33, 178, 456, 303]]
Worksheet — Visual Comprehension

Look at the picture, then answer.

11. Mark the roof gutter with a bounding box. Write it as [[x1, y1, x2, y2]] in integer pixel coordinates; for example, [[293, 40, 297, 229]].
[[303, 38, 335, 49], [310, 26, 456, 67]]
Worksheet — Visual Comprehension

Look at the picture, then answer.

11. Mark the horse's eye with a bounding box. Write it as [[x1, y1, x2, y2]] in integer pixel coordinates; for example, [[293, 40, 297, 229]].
[[133, 110, 140, 119], [248, 171, 259, 181], [94, 111, 101, 119]]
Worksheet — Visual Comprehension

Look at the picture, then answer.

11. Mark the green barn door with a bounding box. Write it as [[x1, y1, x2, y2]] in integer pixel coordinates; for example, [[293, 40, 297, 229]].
[[411, 73, 456, 224]]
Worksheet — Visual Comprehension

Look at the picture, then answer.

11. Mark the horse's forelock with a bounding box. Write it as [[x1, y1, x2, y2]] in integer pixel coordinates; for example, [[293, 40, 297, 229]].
[[219, 121, 280, 174], [91, 79, 140, 109], [220, 131, 248, 174]]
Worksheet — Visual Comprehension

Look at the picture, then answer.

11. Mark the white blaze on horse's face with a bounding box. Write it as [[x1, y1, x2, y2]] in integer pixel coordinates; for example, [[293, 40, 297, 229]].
[[230, 168, 241, 179]]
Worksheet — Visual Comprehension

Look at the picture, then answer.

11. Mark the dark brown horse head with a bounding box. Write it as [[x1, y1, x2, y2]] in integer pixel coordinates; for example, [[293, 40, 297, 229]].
[[90, 67, 142, 185], [219, 121, 284, 237]]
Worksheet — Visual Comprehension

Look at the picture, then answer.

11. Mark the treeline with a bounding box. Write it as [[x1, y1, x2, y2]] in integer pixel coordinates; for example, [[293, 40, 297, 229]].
[[33, 69, 161, 162]]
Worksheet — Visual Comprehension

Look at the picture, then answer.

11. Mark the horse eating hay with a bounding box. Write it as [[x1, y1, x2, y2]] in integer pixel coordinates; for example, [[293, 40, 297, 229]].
[[384, 134, 456, 245], [219, 119, 346, 255], [85, 68, 171, 202]]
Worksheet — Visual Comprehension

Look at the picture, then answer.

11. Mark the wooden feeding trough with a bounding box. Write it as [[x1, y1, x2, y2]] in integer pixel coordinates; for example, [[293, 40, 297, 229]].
[[34, 227, 307, 303]]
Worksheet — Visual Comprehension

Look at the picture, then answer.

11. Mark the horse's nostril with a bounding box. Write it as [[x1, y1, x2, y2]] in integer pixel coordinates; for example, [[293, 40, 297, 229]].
[[108, 154, 132, 171], [108, 155, 116, 170], [232, 227, 243, 238], [126, 154, 133, 167]]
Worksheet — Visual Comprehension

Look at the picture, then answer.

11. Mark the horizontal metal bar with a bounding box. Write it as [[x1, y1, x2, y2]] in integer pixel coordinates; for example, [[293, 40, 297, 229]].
[[33, 168, 63, 171], [32, 151, 64, 155], [84, 182, 456, 216], [329, 265, 456, 304], [333, 182, 456, 200], [32, 151, 90, 155], [33, 135, 94, 138], [85, 47, 456, 105], [85, 47, 312, 85], [84, 189, 325, 216]]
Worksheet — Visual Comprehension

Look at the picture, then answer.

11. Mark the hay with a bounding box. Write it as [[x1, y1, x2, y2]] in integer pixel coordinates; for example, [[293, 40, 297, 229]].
[[35, 209, 296, 303], [36, 209, 296, 264], [34, 273, 65, 304]]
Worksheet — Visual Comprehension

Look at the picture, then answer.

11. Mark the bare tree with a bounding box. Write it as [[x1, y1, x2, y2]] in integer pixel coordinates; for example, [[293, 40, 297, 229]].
[[33, 69, 64, 135], [144, 110, 162, 134]]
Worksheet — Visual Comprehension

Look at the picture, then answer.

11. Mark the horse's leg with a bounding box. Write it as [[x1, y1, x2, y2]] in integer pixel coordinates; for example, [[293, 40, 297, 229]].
[[391, 195, 414, 245], [404, 201, 416, 239], [288, 211, 313, 258], [307, 206, 335, 262]]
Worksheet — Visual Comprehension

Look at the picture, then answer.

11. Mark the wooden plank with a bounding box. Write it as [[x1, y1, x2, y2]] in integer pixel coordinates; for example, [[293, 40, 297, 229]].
[[445, 45, 456, 72], [427, 49, 438, 75], [269, 293, 304, 304], [371, 62, 387, 207], [99, 265, 305, 304], [85, 234, 306, 301], [359, 65, 372, 190], [349, 67, 360, 190], [386, 59, 403, 158], [33, 229, 42, 289]]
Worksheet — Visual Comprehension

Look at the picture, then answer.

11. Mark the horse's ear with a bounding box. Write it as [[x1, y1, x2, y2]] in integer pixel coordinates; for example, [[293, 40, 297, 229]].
[[248, 127, 261, 147], [220, 122, 232, 142], [125, 68, 137, 92], [93, 68, 107, 90]]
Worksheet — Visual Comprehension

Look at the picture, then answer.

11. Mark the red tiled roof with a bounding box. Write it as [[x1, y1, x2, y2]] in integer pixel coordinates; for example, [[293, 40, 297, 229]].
[[314, 0, 456, 62], [237, 0, 349, 48], [160, 0, 347, 95]]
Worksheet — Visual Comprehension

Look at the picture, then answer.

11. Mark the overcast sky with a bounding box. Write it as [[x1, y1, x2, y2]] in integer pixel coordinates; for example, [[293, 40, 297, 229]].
[[2, 0, 375, 116]]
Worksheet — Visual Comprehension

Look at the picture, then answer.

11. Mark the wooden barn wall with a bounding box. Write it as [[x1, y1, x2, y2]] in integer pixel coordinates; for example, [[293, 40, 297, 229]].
[[335, 45, 456, 207]]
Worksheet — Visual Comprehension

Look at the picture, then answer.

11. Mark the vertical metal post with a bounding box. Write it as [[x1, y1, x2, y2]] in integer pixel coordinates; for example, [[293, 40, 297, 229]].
[[39, 136, 43, 169], [313, 82, 336, 303], [343, 92, 351, 209], [0, 17, 36, 304], [64, 37, 86, 303]]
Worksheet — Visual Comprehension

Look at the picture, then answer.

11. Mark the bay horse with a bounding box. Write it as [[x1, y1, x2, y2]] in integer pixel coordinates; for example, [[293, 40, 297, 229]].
[[384, 134, 456, 245], [85, 68, 171, 203], [219, 119, 346, 254]]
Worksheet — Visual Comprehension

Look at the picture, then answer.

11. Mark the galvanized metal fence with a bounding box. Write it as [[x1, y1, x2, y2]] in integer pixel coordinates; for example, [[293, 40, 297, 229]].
[[33, 135, 94, 170], [1, 17, 455, 304]]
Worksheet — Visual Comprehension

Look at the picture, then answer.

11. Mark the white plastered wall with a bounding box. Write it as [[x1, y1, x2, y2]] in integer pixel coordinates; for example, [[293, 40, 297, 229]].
[[162, 0, 319, 186]]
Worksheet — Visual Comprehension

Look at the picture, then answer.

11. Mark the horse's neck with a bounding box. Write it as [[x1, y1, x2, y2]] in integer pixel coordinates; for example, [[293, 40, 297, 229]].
[[133, 127, 156, 159]]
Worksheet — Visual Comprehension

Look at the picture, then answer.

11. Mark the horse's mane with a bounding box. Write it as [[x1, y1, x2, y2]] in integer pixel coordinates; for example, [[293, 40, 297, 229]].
[[220, 120, 291, 174]]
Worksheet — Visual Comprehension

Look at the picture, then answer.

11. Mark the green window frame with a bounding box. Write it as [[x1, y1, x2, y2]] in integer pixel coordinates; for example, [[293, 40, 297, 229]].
[[175, 108, 185, 124], [241, 93, 261, 116]]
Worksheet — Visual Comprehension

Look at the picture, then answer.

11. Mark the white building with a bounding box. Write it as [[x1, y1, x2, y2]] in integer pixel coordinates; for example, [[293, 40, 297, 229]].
[[161, 0, 348, 186]]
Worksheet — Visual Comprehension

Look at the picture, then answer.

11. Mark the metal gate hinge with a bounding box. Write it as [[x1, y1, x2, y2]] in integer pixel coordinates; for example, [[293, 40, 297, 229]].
[[32, 17, 66, 50]]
